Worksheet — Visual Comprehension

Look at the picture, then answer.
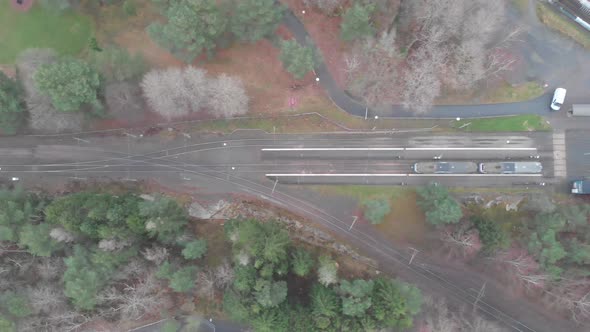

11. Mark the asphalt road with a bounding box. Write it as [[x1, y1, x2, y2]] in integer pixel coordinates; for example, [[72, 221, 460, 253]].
[[566, 129, 590, 181], [0, 131, 582, 332], [0, 132, 555, 187]]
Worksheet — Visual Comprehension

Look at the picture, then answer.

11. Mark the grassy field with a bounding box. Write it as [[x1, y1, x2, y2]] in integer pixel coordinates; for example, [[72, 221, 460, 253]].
[[537, 3, 590, 50], [438, 81, 545, 105], [0, 1, 94, 63], [311, 186, 430, 247], [483, 82, 544, 104], [453, 115, 551, 132]]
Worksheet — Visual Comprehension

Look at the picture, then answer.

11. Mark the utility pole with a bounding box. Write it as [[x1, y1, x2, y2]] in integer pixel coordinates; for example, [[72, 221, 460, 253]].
[[473, 282, 487, 313], [271, 178, 278, 196], [349, 216, 358, 231], [408, 247, 419, 265]]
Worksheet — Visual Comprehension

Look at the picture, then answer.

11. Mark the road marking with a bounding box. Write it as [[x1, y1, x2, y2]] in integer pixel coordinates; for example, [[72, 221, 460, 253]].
[[408, 173, 543, 177], [262, 147, 537, 152], [405, 147, 536, 151], [262, 148, 404, 151], [266, 173, 407, 177], [553, 132, 566, 178], [266, 173, 543, 177]]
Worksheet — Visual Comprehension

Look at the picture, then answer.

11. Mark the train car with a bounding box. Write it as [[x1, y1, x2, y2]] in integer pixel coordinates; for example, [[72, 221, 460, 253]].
[[478, 162, 542, 174], [413, 161, 478, 174]]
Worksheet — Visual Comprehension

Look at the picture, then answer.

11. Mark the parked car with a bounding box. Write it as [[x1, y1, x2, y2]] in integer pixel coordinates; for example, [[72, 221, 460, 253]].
[[550, 88, 567, 111]]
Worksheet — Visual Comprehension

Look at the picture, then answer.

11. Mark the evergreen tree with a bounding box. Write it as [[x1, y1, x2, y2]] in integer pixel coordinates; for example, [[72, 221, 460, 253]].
[[181, 239, 208, 259], [291, 248, 314, 277], [416, 183, 463, 226], [147, 0, 228, 62], [0, 72, 26, 135], [340, 3, 375, 41], [231, 0, 284, 43], [279, 40, 315, 80], [33, 58, 101, 112]]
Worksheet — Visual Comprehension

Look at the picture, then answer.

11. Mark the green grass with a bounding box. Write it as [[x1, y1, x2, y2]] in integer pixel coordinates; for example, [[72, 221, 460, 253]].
[[484, 82, 544, 104], [0, 2, 94, 63], [537, 3, 590, 50], [512, 0, 529, 13], [453, 115, 551, 132]]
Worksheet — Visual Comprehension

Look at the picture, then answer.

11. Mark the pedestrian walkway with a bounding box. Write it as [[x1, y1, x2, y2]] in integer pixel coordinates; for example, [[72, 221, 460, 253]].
[[553, 131, 567, 177]]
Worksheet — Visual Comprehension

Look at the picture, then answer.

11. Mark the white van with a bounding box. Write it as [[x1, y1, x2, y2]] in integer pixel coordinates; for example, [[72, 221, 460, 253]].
[[551, 88, 567, 111]]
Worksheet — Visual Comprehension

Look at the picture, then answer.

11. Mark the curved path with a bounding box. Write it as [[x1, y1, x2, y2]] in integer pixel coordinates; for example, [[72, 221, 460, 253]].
[[280, 5, 575, 119]]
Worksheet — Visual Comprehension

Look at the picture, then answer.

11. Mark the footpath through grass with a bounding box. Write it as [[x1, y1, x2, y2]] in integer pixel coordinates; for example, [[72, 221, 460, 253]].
[[0, 2, 94, 63], [453, 115, 551, 132], [537, 3, 590, 50]]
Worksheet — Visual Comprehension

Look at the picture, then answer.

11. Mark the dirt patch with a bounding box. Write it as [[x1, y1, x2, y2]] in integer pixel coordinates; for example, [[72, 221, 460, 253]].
[[111, 23, 326, 129], [0, 65, 16, 78], [375, 191, 431, 248], [114, 28, 183, 69], [11, 0, 34, 12], [199, 27, 324, 115], [192, 220, 231, 268]]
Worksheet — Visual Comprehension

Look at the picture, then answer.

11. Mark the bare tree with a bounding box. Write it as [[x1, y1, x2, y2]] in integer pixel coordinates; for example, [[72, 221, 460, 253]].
[[441, 223, 482, 259], [141, 66, 208, 120], [142, 246, 169, 265], [98, 273, 165, 321], [196, 270, 215, 300], [27, 283, 67, 315], [544, 278, 590, 323], [114, 258, 149, 281], [98, 238, 132, 251], [49, 227, 75, 243], [489, 250, 548, 290], [36, 257, 65, 281], [397, 0, 515, 113], [213, 260, 235, 290], [206, 74, 249, 118], [401, 47, 443, 114], [236, 250, 250, 266]]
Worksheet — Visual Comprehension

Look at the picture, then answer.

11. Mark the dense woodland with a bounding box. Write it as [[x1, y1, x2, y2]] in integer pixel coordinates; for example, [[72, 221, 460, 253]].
[[0, 187, 425, 331], [410, 184, 590, 323]]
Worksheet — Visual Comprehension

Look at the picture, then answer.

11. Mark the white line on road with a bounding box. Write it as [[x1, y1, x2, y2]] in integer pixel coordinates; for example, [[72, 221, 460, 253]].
[[262, 147, 537, 152], [266, 173, 407, 177], [407, 173, 543, 177], [266, 173, 544, 177], [405, 147, 537, 151], [261, 148, 404, 151]]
